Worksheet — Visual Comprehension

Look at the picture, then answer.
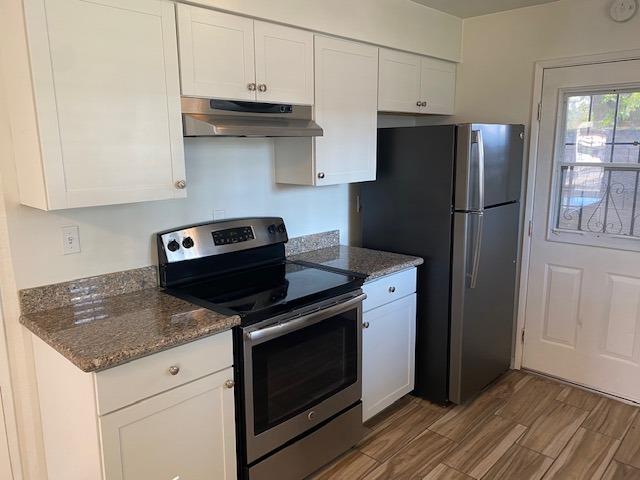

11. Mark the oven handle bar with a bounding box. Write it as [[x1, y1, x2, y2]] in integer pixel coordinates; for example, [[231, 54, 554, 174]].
[[245, 293, 367, 343]]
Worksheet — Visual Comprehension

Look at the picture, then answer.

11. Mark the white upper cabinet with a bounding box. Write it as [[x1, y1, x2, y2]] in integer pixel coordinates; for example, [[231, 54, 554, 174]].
[[177, 5, 256, 101], [420, 56, 456, 114], [378, 47, 456, 115], [177, 5, 314, 105], [378, 49, 422, 114], [314, 36, 378, 185], [16, 0, 186, 210], [254, 21, 314, 105], [274, 36, 378, 186]]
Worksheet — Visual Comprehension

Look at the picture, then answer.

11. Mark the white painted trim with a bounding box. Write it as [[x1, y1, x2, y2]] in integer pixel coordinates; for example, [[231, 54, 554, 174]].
[[514, 48, 640, 370]]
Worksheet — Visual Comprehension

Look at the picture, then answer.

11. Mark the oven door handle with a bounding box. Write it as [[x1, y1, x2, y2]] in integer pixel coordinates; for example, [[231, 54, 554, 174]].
[[245, 293, 367, 344]]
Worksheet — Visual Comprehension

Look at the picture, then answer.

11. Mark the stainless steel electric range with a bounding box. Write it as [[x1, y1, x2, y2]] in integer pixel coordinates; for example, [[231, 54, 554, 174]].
[[157, 217, 367, 480]]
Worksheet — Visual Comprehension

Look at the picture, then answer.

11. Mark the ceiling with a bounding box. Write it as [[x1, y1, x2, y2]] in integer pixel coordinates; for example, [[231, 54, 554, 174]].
[[411, 0, 561, 18]]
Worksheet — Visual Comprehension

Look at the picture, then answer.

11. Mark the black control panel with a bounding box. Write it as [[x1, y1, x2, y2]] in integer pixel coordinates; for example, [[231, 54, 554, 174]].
[[212, 226, 255, 246]]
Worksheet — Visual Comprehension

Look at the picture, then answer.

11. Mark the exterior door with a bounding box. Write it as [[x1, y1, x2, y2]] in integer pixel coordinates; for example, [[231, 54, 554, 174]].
[[523, 59, 640, 402], [254, 21, 313, 105], [101, 369, 237, 480]]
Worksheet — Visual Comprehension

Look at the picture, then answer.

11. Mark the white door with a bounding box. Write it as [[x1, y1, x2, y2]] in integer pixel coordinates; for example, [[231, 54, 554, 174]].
[[523, 59, 640, 402], [254, 21, 313, 105], [37, 0, 185, 208], [314, 36, 378, 185], [362, 294, 416, 421], [101, 368, 237, 480], [378, 48, 421, 114], [0, 391, 13, 480], [419, 56, 456, 115], [177, 5, 256, 101]]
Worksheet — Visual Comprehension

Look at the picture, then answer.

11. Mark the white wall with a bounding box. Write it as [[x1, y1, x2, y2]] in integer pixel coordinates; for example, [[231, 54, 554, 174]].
[[456, 0, 640, 125], [1, 137, 350, 289], [192, 0, 462, 62]]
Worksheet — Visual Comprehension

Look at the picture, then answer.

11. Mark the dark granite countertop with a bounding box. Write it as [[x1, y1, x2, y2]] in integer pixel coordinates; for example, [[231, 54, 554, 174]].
[[20, 270, 239, 372], [290, 245, 423, 281]]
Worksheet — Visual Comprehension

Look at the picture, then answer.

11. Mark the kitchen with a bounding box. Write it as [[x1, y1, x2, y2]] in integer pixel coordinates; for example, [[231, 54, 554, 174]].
[[0, 0, 640, 479]]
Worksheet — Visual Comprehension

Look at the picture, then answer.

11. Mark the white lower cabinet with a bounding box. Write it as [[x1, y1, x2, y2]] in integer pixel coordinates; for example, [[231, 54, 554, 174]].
[[32, 332, 236, 480], [101, 368, 237, 480], [362, 270, 417, 422]]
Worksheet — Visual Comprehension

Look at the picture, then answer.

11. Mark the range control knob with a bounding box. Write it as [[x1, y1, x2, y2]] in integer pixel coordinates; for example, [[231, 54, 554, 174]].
[[182, 237, 195, 249], [167, 240, 180, 252], [277, 223, 286, 233], [267, 224, 277, 235]]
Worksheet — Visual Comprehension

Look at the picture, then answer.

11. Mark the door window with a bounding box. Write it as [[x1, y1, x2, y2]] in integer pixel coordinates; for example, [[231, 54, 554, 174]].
[[552, 89, 640, 249]]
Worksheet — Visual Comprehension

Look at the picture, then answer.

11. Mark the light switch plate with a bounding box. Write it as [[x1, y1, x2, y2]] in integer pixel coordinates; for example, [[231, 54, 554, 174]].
[[62, 226, 81, 255]]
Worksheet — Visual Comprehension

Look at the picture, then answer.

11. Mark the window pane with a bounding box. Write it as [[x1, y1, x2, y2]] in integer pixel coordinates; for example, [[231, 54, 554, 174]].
[[612, 92, 640, 164], [557, 166, 640, 237]]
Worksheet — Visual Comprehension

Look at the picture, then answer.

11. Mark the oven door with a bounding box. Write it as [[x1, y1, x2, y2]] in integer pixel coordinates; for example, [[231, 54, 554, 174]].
[[242, 292, 364, 463]]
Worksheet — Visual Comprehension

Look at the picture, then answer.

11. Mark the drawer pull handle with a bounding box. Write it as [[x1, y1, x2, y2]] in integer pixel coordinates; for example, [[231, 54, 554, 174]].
[[224, 379, 235, 389], [388, 286, 396, 293], [168, 365, 180, 376], [363, 321, 370, 329]]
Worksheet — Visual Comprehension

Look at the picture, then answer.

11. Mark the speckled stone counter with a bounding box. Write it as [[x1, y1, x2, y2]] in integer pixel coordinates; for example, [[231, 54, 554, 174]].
[[19, 268, 239, 372], [290, 245, 423, 282]]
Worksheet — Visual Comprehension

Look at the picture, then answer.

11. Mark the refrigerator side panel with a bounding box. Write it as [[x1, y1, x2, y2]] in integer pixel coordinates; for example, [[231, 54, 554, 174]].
[[454, 203, 520, 403], [361, 125, 456, 404], [472, 124, 525, 207]]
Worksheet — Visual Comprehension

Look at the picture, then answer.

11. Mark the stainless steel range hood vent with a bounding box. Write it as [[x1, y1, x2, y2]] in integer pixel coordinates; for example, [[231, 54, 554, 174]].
[[181, 97, 323, 137]]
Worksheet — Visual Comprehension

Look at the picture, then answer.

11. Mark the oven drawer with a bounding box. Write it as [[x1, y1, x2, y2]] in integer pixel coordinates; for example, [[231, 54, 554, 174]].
[[95, 331, 233, 415], [363, 268, 417, 312]]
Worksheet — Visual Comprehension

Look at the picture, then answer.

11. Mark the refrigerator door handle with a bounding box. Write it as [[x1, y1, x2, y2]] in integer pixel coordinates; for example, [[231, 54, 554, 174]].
[[469, 212, 484, 289], [471, 129, 486, 212]]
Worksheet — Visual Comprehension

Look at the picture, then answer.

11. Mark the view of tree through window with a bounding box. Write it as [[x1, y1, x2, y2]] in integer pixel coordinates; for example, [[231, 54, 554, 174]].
[[557, 91, 640, 238]]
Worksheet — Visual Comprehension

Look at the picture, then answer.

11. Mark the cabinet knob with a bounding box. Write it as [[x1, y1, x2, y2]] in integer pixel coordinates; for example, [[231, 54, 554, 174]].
[[317, 172, 325, 179], [175, 180, 186, 189], [248, 83, 257, 91], [363, 321, 370, 329], [416, 101, 422, 107], [224, 379, 235, 389], [421, 101, 427, 107], [388, 286, 396, 293], [168, 365, 180, 376], [258, 84, 267, 92]]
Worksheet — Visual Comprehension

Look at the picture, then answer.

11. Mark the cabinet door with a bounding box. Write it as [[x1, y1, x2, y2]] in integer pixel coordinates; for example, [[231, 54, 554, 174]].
[[177, 5, 256, 101], [419, 57, 456, 115], [101, 368, 237, 480], [254, 21, 313, 105], [378, 48, 421, 113], [27, 0, 185, 209], [362, 294, 416, 422], [314, 36, 378, 185]]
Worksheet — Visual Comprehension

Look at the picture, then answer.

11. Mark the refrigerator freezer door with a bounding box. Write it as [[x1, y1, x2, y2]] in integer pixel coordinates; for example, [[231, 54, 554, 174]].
[[454, 124, 524, 211], [450, 203, 520, 404]]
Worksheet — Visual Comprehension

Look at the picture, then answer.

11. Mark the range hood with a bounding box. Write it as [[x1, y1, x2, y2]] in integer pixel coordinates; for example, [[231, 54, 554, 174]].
[[181, 97, 323, 137]]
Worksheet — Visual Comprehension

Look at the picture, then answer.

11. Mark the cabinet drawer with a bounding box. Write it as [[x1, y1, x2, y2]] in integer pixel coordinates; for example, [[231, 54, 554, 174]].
[[363, 268, 417, 312], [95, 331, 233, 415]]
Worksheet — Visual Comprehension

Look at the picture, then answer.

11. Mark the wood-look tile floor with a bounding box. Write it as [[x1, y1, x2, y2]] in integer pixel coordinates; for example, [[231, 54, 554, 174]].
[[307, 371, 640, 480]]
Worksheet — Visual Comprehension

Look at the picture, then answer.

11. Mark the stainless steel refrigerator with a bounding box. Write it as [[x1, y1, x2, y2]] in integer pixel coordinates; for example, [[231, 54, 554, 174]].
[[360, 124, 524, 404]]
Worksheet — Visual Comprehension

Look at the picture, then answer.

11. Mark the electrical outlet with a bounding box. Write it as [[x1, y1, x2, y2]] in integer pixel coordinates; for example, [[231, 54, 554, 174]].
[[213, 209, 225, 221], [62, 226, 81, 255]]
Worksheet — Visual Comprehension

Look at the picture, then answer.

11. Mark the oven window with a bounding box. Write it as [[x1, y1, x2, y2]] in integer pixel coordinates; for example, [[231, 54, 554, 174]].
[[252, 310, 358, 435]]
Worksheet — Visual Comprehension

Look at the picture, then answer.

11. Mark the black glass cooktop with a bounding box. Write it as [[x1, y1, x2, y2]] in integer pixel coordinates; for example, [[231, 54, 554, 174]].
[[169, 260, 364, 324]]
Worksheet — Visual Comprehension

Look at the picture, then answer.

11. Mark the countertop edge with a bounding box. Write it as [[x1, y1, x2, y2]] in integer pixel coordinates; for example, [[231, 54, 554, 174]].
[[21, 310, 241, 373]]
